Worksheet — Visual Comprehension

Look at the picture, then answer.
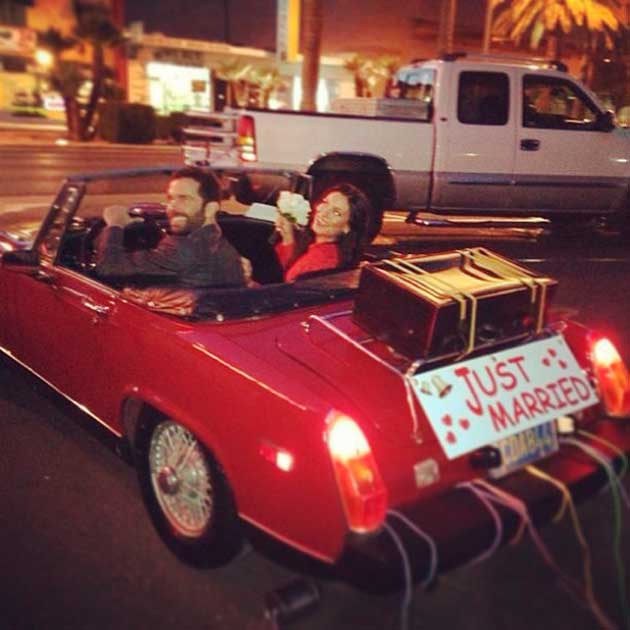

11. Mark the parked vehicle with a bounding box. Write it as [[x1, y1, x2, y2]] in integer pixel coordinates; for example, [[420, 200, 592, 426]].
[[182, 52, 630, 238], [1, 167, 629, 623]]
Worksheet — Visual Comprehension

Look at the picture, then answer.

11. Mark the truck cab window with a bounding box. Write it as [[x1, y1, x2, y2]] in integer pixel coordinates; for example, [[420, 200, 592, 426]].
[[457, 71, 509, 126], [522, 75, 598, 130]]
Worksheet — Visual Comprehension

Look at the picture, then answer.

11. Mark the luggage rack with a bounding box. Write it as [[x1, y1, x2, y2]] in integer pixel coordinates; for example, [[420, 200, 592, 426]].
[[303, 307, 556, 444]]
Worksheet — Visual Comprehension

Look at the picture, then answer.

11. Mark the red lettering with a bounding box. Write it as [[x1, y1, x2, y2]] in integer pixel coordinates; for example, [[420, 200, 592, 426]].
[[473, 366, 498, 397], [512, 397, 531, 424], [534, 387, 556, 413], [546, 382, 567, 409], [570, 376, 592, 402], [496, 361, 517, 391], [521, 391, 542, 417], [455, 366, 484, 416], [558, 377, 578, 406], [508, 355, 530, 383], [489, 401, 518, 432]]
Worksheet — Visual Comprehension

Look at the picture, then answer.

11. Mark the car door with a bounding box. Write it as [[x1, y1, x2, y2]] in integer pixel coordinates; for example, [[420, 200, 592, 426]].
[[432, 66, 517, 212], [513, 70, 629, 215], [10, 183, 118, 427]]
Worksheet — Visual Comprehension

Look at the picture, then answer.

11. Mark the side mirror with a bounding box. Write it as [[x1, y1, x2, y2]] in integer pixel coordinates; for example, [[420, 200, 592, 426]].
[[595, 109, 616, 132], [2, 249, 39, 267]]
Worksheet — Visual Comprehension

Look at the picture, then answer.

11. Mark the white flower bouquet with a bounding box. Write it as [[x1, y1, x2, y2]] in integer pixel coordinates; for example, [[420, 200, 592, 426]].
[[277, 191, 311, 226]]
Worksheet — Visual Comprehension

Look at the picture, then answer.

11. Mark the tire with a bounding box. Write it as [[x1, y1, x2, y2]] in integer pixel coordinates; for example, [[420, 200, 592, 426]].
[[136, 418, 243, 567]]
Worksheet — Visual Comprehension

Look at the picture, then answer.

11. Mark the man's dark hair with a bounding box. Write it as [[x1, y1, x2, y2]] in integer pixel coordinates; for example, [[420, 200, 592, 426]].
[[171, 167, 221, 203]]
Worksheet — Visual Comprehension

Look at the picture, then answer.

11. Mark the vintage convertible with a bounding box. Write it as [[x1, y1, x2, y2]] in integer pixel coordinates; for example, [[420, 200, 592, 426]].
[[1, 166, 629, 594]]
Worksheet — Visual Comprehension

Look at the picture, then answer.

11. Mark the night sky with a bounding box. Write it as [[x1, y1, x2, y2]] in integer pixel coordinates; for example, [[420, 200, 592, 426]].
[[125, 1, 486, 58]]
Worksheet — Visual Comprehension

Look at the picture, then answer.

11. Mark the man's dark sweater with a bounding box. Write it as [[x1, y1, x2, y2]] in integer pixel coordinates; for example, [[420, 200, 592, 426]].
[[95, 223, 245, 288]]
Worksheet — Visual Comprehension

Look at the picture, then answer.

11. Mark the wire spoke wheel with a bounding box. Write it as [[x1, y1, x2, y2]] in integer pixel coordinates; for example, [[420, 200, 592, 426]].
[[149, 421, 213, 538]]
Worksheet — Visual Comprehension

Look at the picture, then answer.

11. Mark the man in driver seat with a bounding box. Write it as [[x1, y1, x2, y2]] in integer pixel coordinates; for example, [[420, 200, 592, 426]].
[[95, 167, 245, 287]]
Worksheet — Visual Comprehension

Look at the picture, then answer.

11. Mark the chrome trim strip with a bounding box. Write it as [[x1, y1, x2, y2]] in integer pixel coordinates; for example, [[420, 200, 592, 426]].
[[0, 343, 122, 438]]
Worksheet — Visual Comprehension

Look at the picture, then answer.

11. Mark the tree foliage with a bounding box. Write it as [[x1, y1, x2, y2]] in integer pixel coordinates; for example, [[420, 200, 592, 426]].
[[343, 54, 401, 98], [494, 0, 624, 57], [37, 1, 124, 141]]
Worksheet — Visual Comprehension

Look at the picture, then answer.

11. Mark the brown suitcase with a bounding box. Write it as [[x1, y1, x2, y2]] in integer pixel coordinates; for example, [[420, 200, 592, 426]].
[[352, 247, 557, 362]]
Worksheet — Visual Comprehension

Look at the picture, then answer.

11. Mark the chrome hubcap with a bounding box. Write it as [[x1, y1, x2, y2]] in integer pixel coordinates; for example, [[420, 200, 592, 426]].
[[149, 421, 213, 538], [157, 466, 180, 495]]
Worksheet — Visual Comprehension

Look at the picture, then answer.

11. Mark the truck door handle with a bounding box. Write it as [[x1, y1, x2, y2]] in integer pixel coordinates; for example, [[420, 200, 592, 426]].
[[520, 138, 540, 151]]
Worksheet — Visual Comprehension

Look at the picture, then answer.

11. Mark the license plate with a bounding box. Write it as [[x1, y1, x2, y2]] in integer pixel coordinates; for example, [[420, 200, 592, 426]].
[[489, 421, 559, 479]]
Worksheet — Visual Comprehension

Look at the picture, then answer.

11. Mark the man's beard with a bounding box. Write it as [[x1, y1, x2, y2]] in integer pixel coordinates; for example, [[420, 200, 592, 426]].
[[168, 210, 203, 234]]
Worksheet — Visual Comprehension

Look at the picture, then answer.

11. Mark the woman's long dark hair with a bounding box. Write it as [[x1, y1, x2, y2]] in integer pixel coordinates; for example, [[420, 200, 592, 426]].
[[288, 183, 372, 270]]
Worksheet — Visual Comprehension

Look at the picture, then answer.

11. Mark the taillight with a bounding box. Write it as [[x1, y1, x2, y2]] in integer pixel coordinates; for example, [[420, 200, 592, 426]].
[[590, 337, 630, 417], [237, 115, 257, 162], [325, 411, 388, 533]]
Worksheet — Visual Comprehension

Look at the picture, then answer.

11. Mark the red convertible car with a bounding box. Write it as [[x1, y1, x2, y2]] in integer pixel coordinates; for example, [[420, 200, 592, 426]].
[[1, 166, 629, 592]]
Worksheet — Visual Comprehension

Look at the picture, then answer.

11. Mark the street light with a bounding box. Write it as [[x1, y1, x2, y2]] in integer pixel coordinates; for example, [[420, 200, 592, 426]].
[[35, 48, 53, 69], [33, 49, 54, 111]]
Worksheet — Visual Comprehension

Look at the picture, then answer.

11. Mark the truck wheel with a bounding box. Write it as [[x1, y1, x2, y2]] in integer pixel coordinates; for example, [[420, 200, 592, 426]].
[[311, 173, 386, 243], [136, 418, 243, 567]]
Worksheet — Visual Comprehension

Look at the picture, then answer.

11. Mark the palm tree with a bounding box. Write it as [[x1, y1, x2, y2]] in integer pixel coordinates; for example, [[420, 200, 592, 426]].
[[72, 0, 125, 140], [36, 28, 79, 133], [373, 54, 402, 96], [494, 0, 623, 66], [438, 0, 458, 53], [300, 0, 323, 111], [213, 58, 253, 107], [249, 66, 286, 108], [37, 3, 123, 140], [343, 55, 371, 97], [343, 54, 401, 98]]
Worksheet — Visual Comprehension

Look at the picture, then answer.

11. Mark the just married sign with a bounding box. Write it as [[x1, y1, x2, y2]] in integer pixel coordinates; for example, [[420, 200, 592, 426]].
[[411, 335, 598, 460]]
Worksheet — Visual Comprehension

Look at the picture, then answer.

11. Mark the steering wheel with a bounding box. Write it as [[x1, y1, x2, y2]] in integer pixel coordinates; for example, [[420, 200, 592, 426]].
[[78, 218, 106, 272], [78, 211, 165, 272]]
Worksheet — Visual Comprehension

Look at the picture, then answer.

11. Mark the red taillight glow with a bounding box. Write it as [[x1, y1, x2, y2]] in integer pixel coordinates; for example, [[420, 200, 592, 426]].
[[591, 337, 630, 417], [325, 411, 388, 533], [237, 115, 257, 163]]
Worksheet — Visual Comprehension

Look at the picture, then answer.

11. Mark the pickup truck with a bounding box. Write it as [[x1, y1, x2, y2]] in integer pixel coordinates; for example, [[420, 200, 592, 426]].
[[182, 52, 630, 239]]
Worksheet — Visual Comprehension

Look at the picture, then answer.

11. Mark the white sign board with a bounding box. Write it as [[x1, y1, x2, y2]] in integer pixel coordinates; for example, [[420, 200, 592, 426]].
[[411, 335, 598, 460], [0, 27, 35, 55]]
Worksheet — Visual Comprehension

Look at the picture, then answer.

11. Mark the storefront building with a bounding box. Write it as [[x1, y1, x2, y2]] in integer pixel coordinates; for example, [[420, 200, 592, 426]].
[[126, 23, 353, 115]]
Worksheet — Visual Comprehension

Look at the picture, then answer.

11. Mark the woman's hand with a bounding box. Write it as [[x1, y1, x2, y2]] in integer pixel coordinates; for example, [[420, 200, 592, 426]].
[[275, 211, 295, 245]]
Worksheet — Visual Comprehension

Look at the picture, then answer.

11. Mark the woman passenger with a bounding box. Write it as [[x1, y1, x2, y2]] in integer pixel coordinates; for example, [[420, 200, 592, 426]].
[[274, 183, 371, 282]]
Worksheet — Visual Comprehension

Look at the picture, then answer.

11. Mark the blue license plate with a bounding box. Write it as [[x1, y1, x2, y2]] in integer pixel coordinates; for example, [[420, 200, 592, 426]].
[[489, 422, 559, 479]]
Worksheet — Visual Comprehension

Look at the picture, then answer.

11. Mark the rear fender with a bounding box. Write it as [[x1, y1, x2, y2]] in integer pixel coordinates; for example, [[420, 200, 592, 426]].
[[118, 387, 231, 477]]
